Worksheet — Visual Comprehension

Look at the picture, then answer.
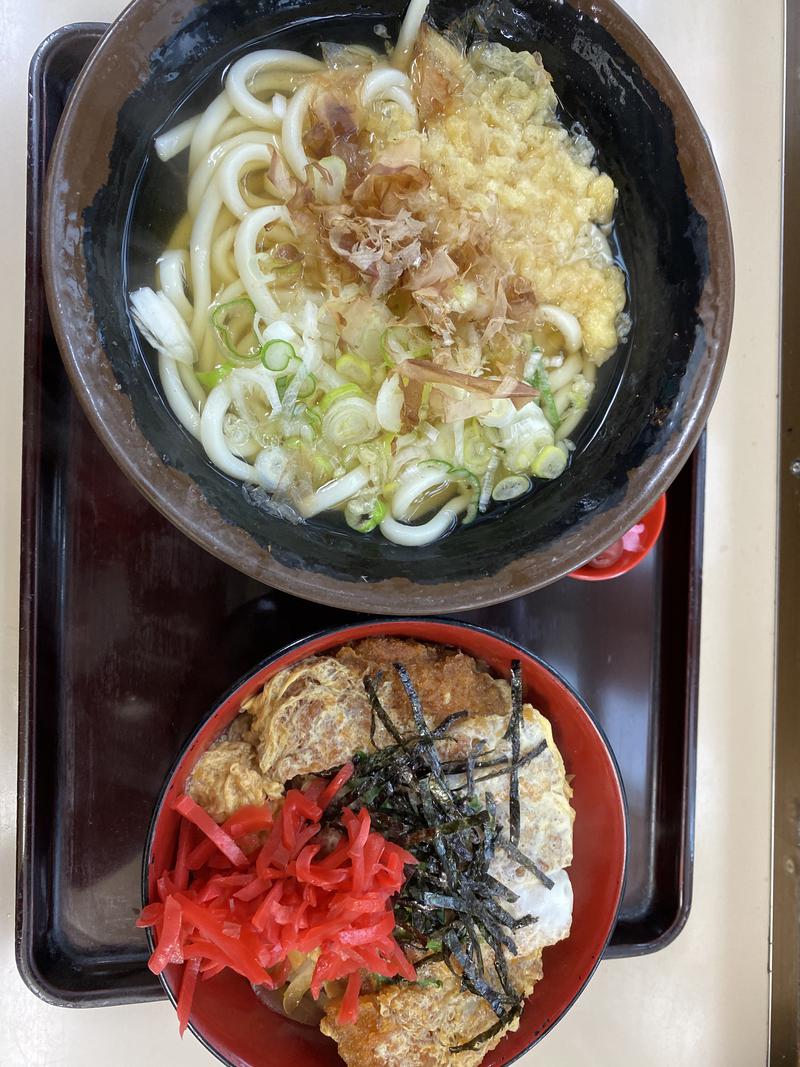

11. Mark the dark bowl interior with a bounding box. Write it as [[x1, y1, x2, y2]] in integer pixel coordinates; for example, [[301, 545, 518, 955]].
[[44, 0, 733, 612], [143, 619, 628, 1066]]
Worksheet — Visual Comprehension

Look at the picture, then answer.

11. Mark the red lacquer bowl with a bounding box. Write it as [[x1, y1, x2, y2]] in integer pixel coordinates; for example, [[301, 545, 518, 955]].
[[143, 620, 627, 1066], [569, 495, 667, 582]]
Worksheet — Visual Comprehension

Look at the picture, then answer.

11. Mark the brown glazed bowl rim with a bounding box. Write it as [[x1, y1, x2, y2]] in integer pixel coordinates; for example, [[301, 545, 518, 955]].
[[43, 0, 734, 614]]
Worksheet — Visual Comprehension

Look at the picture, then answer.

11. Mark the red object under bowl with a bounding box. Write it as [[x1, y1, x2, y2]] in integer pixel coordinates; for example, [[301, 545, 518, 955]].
[[143, 620, 627, 1066], [569, 494, 668, 582]]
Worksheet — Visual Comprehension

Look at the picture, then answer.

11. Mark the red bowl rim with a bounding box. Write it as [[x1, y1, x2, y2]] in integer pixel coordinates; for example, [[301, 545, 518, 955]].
[[568, 493, 667, 582], [141, 618, 628, 1067]]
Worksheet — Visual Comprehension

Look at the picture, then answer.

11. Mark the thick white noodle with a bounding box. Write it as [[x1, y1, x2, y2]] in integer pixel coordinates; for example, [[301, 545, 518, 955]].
[[201, 330, 219, 370], [200, 380, 260, 481], [251, 69, 302, 95], [217, 143, 274, 218], [254, 445, 288, 490], [392, 0, 429, 71], [227, 428, 261, 460], [361, 69, 418, 121], [210, 224, 239, 286], [215, 278, 247, 304], [188, 130, 279, 217], [189, 185, 224, 344], [391, 463, 451, 521], [157, 250, 193, 321], [159, 354, 201, 439], [361, 68, 411, 103], [282, 82, 315, 180], [547, 351, 582, 391], [380, 494, 469, 546], [216, 114, 258, 142], [538, 304, 582, 353], [234, 205, 286, 320], [230, 365, 282, 417], [554, 382, 573, 417], [384, 85, 418, 118], [226, 49, 322, 127], [555, 408, 586, 443], [188, 92, 235, 174], [179, 363, 207, 410], [154, 115, 201, 162], [299, 467, 371, 518]]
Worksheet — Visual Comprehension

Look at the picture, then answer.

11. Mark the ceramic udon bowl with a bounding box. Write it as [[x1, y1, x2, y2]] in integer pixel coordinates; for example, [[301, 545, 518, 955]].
[[43, 0, 733, 613], [143, 619, 627, 1065]]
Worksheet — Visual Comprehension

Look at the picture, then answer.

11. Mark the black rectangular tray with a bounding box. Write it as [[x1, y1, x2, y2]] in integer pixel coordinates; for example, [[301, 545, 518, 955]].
[[17, 23, 702, 1007]]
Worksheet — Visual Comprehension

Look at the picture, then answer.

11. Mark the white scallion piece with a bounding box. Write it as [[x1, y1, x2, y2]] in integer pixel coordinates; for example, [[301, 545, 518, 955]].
[[130, 287, 197, 365], [492, 475, 532, 502]]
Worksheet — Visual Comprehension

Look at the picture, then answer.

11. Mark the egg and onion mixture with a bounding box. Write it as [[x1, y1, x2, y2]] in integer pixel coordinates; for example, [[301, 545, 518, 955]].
[[189, 639, 575, 1067]]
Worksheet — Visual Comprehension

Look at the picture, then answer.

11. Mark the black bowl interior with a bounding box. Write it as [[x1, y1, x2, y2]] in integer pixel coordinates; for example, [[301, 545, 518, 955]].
[[84, 0, 709, 587]]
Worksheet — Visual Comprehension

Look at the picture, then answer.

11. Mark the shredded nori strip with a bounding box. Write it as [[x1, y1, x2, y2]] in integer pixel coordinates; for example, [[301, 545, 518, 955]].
[[432, 710, 470, 737], [466, 745, 477, 798], [449, 1005, 522, 1054], [406, 810, 490, 846], [443, 739, 546, 777], [498, 834, 555, 890], [364, 673, 404, 746], [504, 661, 523, 845], [483, 872, 520, 904], [316, 661, 559, 1052]]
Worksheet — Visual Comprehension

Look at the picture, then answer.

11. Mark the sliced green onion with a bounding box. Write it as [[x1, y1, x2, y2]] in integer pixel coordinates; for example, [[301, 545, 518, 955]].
[[318, 383, 364, 414], [462, 423, 494, 475], [529, 365, 560, 429], [253, 247, 301, 283], [531, 444, 568, 480], [446, 465, 481, 523], [260, 338, 295, 372], [275, 371, 315, 402], [312, 452, 335, 485], [322, 396, 379, 448], [523, 345, 544, 381], [304, 405, 322, 434], [310, 155, 347, 204], [492, 475, 532, 502], [295, 373, 317, 400], [336, 352, 373, 389], [211, 297, 260, 363], [345, 495, 387, 533], [381, 325, 432, 367], [196, 363, 234, 390]]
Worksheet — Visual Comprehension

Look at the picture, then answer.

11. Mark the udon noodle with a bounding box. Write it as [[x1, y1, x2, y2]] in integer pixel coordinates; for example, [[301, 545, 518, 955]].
[[129, 0, 629, 546]]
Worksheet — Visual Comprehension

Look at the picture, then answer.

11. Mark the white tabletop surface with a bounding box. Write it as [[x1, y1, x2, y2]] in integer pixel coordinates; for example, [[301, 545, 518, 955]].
[[0, 0, 781, 1063]]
